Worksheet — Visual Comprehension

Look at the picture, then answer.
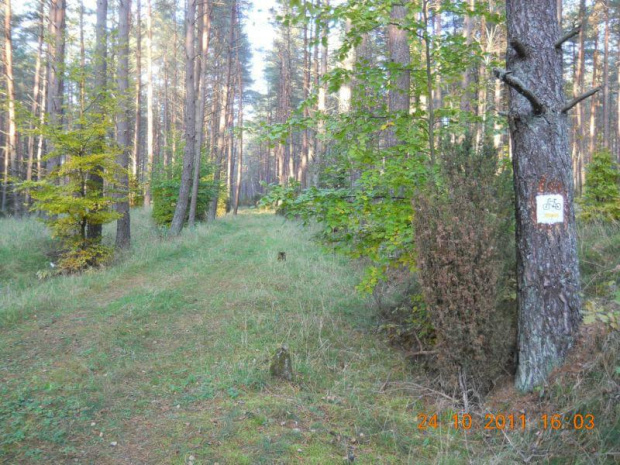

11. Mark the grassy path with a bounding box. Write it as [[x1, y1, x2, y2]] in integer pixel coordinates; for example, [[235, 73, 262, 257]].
[[0, 210, 465, 464]]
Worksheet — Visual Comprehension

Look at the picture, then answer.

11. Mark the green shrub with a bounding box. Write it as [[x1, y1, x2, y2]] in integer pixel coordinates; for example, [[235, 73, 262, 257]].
[[412, 137, 517, 399], [579, 149, 620, 222], [152, 157, 216, 226]]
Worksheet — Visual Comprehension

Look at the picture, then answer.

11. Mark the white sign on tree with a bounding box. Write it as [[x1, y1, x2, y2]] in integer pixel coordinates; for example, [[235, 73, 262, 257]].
[[536, 194, 564, 224]]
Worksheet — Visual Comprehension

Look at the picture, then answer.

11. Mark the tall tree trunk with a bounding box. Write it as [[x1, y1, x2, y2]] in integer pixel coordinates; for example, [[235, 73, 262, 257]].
[[45, 0, 67, 176], [574, 0, 587, 195], [338, 18, 354, 114], [144, 0, 154, 206], [460, 0, 476, 113], [163, 49, 170, 166], [116, 0, 132, 248], [171, 0, 179, 163], [387, 3, 411, 148], [170, 0, 197, 235], [133, 0, 142, 180], [602, 0, 610, 148], [299, 15, 310, 188], [497, 0, 582, 392], [234, 49, 244, 215], [432, 0, 442, 111], [26, 0, 45, 195], [422, 0, 435, 163], [313, 0, 328, 187], [208, 0, 236, 221], [617, 34, 620, 162], [311, 4, 319, 177], [588, 28, 599, 159], [189, 0, 212, 226], [36, 66, 47, 184], [208, 85, 228, 222], [87, 0, 108, 242], [79, 0, 86, 116], [4, 0, 18, 215]]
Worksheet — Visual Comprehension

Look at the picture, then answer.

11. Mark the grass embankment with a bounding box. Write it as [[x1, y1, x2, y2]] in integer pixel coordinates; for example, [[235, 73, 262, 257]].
[[1, 210, 618, 464]]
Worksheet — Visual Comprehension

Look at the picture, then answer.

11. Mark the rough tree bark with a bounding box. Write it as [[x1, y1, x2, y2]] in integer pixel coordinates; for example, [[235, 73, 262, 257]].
[[188, 0, 212, 226], [573, 0, 587, 195], [169, 0, 197, 235], [338, 18, 354, 114], [588, 25, 599, 161], [4, 0, 18, 215], [421, 0, 435, 163], [133, 0, 142, 180], [87, 0, 108, 241], [45, 0, 67, 176], [617, 33, 620, 161], [207, 0, 236, 222], [602, 0, 610, 148], [495, 0, 590, 391], [116, 0, 131, 248], [387, 3, 411, 152], [313, 0, 328, 187], [298, 14, 310, 188], [26, 0, 45, 191], [233, 34, 244, 215], [144, 0, 154, 205]]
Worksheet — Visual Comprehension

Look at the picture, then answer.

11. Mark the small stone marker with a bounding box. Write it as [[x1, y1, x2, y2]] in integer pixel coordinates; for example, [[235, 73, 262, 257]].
[[270, 344, 293, 381], [536, 194, 564, 224]]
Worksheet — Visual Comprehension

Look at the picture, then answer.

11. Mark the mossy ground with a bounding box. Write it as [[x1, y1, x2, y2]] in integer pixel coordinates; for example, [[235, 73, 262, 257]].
[[1, 209, 618, 464]]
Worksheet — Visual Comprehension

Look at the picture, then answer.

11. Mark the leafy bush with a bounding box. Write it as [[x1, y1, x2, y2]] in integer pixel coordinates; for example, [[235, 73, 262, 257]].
[[413, 137, 517, 399], [579, 149, 620, 222], [152, 157, 216, 226]]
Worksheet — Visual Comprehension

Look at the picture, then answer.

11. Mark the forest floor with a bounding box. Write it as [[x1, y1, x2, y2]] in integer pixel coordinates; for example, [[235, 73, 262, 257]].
[[1, 209, 619, 464]]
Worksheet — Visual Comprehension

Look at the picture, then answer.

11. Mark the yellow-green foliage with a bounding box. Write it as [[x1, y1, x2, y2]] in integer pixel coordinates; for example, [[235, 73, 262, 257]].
[[579, 149, 620, 222], [22, 116, 123, 272]]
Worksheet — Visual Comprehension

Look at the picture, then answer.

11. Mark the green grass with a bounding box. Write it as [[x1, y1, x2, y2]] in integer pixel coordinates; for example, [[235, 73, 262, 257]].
[[0, 209, 444, 464], [1, 209, 618, 464]]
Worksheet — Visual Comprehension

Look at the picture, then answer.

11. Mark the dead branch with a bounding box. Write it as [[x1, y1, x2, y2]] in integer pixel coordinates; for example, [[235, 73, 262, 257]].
[[555, 27, 581, 49], [493, 68, 545, 114], [404, 350, 439, 357], [510, 39, 529, 58], [561, 87, 601, 113]]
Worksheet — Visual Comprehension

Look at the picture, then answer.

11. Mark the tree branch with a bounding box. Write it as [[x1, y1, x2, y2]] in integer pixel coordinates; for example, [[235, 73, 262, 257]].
[[561, 87, 601, 113], [555, 26, 581, 49], [510, 39, 529, 58], [493, 68, 545, 114]]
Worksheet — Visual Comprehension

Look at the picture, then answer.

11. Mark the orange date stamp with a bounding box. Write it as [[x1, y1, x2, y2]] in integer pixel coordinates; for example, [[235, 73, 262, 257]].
[[417, 413, 595, 431]]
